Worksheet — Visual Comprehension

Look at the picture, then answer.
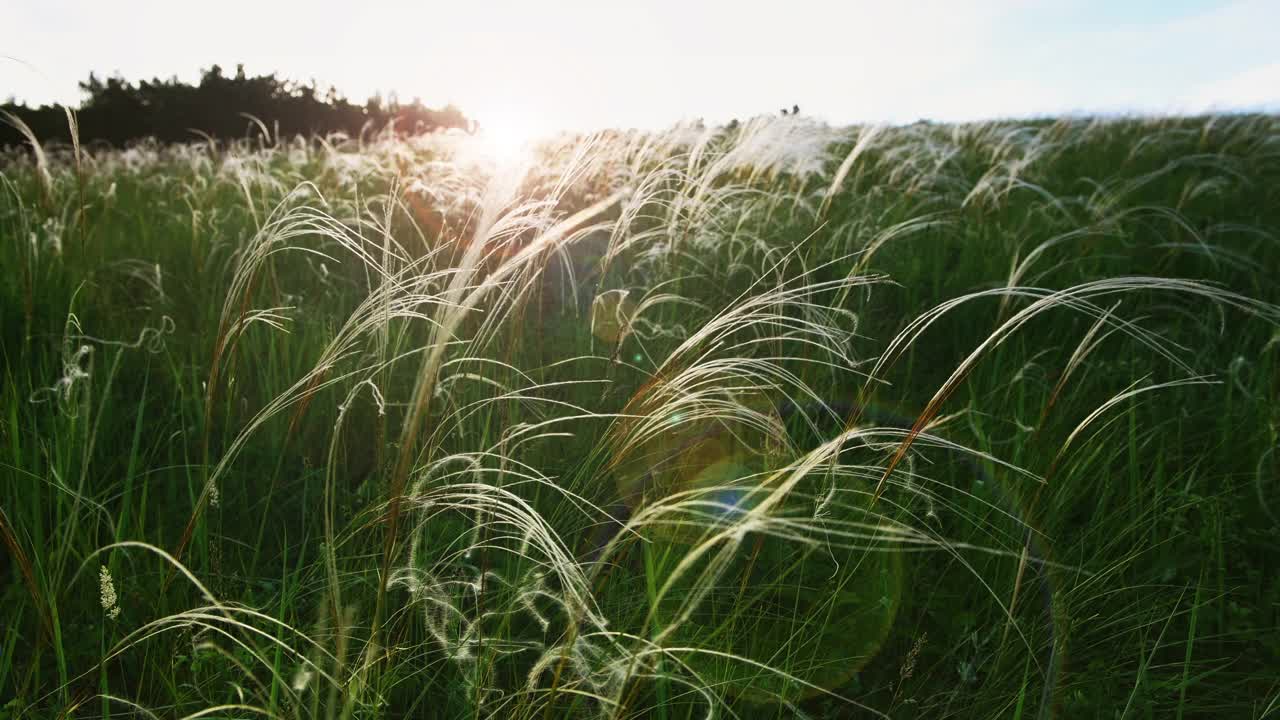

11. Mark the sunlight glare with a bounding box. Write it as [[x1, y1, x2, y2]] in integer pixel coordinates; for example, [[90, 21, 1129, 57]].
[[466, 110, 550, 169]]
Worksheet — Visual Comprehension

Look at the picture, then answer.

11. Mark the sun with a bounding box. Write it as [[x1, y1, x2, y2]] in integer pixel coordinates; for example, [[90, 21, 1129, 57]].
[[479, 121, 532, 161], [465, 111, 551, 168]]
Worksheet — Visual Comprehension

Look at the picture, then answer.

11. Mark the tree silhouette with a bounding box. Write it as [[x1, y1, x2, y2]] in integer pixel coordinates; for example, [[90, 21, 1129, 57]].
[[1, 65, 473, 149]]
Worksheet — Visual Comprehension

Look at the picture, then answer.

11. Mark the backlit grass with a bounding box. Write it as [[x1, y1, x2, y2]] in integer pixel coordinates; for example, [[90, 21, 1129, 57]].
[[1, 113, 1278, 718]]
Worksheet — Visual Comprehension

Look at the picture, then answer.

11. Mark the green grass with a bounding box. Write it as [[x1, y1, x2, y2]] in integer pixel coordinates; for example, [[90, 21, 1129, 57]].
[[1, 114, 1278, 719]]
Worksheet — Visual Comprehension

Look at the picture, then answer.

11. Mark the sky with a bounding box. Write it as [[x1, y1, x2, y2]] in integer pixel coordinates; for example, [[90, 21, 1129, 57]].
[[4, 0, 1278, 139]]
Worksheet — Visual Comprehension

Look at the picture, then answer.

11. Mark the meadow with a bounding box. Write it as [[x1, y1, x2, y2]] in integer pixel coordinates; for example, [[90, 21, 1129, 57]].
[[1, 111, 1278, 719]]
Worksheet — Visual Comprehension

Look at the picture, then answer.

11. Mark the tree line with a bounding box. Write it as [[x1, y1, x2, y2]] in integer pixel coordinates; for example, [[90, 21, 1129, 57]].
[[1, 64, 474, 148]]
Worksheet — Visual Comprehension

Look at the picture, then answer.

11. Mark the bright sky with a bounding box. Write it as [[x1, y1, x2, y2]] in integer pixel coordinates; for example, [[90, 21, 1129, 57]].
[[4, 0, 1278, 138]]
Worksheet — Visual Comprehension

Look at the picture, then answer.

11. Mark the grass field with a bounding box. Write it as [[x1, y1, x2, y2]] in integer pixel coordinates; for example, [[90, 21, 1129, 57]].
[[1, 113, 1278, 719]]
